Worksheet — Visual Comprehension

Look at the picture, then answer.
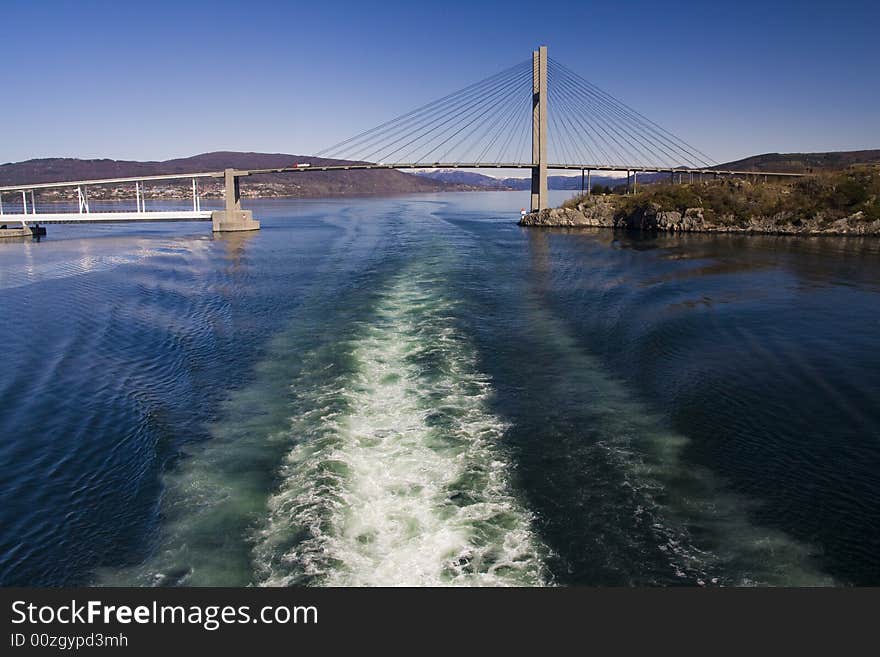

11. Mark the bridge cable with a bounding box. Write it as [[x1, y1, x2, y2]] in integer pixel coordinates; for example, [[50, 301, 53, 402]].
[[552, 63, 693, 167], [551, 57, 710, 166], [436, 69, 533, 163], [548, 66, 601, 166], [553, 66, 666, 167], [340, 64, 527, 162], [396, 66, 532, 164], [472, 83, 529, 165], [319, 64, 525, 161], [364, 64, 530, 164], [551, 58, 715, 167], [315, 55, 714, 171], [319, 60, 531, 164], [551, 72, 629, 165], [315, 59, 530, 160]]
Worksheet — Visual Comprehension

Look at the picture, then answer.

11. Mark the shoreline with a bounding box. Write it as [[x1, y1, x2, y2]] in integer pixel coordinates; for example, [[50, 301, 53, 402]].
[[520, 204, 880, 236], [520, 169, 880, 236]]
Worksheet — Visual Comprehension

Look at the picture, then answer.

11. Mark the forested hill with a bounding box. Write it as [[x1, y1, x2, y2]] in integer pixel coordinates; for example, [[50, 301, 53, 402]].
[[714, 150, 880, 173]]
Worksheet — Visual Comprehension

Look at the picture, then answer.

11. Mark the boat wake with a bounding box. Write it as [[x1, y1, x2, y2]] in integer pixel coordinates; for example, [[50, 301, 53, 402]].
[[254, 265, 546, 586], [99, 254, 546, 586]]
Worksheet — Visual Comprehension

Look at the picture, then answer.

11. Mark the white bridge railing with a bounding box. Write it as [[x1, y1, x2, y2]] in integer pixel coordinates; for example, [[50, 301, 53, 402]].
[[0, 172, 219, 224]]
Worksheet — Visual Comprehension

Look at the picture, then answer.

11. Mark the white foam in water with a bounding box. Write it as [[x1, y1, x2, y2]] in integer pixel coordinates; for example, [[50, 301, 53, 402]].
[[254, 270, 546, 586]]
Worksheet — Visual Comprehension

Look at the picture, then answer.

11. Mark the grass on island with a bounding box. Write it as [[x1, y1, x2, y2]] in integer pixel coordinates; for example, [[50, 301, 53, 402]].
[[562, 165, 880, 225]]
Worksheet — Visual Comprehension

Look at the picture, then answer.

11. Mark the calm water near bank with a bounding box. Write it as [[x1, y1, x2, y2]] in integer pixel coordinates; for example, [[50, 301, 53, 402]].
[[1, 192, 879, 586]]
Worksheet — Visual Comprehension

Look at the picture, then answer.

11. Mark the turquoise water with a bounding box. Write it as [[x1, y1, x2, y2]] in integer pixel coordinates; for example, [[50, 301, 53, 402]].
[[1, 192, 879, 586]]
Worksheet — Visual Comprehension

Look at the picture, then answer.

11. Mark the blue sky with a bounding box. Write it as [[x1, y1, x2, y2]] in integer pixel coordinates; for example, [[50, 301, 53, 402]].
[[3, 0, 878, 165]]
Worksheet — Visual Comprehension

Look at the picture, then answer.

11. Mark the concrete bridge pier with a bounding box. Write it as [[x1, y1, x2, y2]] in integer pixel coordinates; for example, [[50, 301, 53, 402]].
[[212, 169, 260, 232], [0, 219, 46, 238]]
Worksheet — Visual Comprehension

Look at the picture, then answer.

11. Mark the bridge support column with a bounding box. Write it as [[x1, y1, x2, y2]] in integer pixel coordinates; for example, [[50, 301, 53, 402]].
[[530, 45, 548, 212], [212, 168, 260, 232]]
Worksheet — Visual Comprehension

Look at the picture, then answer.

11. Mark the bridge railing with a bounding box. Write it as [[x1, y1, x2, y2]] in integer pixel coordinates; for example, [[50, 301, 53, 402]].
[[0, 172, 223, 222]]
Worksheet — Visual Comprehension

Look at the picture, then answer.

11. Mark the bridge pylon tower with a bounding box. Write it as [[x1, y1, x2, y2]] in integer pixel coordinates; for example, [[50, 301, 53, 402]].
[[530, 45, 548, 212]]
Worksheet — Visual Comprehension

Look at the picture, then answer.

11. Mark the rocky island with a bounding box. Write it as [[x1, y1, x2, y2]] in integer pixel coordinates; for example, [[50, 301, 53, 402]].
[[521, 165, 880, 236]]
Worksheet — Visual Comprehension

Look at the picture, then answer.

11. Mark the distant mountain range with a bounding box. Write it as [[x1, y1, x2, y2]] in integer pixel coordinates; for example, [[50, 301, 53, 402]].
[[2, 149, 878, 200], [414, 169, 623, 190], [412, 169, 511, 189]]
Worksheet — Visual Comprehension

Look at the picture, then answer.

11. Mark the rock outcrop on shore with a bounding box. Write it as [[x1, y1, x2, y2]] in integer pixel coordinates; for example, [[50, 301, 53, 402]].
[[521, 201, 880, 235], [520, 168, 880, 236]]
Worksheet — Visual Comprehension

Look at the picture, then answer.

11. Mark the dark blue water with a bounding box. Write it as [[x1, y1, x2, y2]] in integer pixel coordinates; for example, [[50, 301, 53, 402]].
[[1, 193, 878, 586]]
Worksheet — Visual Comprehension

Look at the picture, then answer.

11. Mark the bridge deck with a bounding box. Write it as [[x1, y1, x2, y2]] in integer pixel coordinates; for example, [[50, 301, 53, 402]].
[[236, 163, 807, 178], [0, 163, 805, 226], [0, 163, 805, 194]]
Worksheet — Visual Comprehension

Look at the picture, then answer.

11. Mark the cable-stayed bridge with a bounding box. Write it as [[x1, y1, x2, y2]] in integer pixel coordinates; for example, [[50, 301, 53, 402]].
[[0, 46, 803, 236]]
